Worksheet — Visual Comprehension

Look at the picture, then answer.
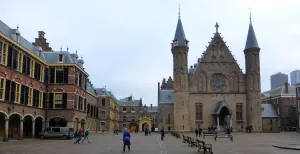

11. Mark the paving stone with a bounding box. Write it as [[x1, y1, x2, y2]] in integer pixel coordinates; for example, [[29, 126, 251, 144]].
[[0, 132, 299, 154]]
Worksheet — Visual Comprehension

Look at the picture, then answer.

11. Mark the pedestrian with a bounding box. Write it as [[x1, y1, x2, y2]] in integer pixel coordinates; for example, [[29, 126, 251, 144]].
[[74, 129, 79, 144], [81, 128, 91, 144], [122, 128, 131, 153], [199, 127, 202, 137], [195, 127, 199, 137], [76, 128, 83, 144], [161, 127, 165, 141]]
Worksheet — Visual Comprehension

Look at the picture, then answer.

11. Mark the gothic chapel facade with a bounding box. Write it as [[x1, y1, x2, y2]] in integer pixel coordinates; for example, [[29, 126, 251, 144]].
[[158, 14, 262, 132]]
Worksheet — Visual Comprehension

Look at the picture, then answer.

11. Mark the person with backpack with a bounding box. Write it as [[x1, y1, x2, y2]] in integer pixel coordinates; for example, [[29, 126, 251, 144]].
[[122, 128, 131, 153], [74, 129, 79, 144], [81, 128, 91, 144], [75, 128, 83, 144]]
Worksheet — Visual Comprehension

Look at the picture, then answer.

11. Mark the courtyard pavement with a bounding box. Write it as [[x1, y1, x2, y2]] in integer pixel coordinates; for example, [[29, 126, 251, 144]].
[[0, 132, 299, 154]]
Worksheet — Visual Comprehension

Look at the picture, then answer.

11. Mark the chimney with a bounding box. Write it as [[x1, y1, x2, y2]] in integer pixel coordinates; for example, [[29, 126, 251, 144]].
[[284, 82, 289, 93], [151, 104, 152, 108], [38, 31, 45, 38], [15, 26, 20, 43]]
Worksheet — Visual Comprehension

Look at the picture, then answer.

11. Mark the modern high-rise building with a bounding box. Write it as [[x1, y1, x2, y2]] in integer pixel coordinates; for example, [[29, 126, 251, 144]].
[[270, 72, 288, 89], [290, 70, 300, 86]]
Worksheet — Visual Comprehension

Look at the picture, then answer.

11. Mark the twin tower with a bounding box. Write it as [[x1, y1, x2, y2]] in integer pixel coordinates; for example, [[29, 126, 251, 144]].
[[170, 12, 262, 131]]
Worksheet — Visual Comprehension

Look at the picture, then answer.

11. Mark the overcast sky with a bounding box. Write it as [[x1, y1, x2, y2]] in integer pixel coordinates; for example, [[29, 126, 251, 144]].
[[1, 0, 300, 105]]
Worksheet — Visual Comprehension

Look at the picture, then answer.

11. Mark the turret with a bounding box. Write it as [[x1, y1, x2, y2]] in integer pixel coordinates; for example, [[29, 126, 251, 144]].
[[171, 7, 191, 131], [171, 10, 189, 92], [244, 14, 262, 132]]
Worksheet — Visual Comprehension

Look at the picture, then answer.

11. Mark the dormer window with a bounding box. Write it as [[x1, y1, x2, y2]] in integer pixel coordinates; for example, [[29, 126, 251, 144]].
[[172, 41, 178, 47], [167, 96, 171, 100], [59, 54, 64, 62]]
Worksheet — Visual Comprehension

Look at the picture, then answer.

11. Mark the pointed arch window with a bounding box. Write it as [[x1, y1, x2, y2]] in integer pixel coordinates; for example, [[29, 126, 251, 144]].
[[230, 72, 239, 92], [196, 103, 203, 120], [198, 72, 207, 92], [236, 103, 243, 120]]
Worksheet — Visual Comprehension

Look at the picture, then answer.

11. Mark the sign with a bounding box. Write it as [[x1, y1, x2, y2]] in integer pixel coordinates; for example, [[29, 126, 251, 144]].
[[155, 128, 158, 132]]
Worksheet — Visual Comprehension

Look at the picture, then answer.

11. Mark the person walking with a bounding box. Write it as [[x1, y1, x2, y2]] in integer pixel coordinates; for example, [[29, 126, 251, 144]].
[[81, 128, 91, 144], [122, 128, 131, 153], [76, 128, 83, 144], [74, 129, 79, 144], [199, 127, 202, 137], [161, 127, 165, 141], [195, 127, 199, 137]]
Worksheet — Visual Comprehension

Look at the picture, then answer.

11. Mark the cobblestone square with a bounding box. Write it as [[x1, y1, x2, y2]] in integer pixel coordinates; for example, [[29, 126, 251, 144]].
[[0, 132, 299, 154]]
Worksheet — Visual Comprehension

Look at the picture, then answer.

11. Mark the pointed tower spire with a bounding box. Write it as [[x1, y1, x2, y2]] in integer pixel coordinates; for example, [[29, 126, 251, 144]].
[[245, 13, 259, 50], [172, 6, 188, 48]]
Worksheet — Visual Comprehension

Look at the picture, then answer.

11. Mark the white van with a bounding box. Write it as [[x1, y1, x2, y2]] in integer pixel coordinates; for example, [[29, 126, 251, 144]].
[[39, 127, 74, 140]]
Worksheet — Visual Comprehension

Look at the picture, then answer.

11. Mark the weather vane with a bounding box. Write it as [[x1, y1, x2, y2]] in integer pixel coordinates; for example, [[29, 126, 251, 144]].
[[178, 4, 180, 18], [249, 8, 252, 23]]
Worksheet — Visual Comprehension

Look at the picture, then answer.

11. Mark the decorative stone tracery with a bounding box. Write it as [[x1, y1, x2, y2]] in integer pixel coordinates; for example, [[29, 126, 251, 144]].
[[197, 72, 207, 92], [230, 72, 239, 92], [210, 73, 226, 91]]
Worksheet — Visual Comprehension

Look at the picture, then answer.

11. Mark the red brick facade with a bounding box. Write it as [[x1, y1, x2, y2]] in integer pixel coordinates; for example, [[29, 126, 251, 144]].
[[0, 27, 99, 142]]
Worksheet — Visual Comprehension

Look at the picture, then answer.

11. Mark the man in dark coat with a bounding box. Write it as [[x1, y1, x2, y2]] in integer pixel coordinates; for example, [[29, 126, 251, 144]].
[[161, 127, 165, 141], [195, 127, 199, 137]]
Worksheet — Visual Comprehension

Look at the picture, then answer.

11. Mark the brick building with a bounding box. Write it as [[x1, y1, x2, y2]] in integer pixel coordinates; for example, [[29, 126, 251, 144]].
[[294, 85, 300, 128], [261, 104, 280, 132], [0, 20, 100, 142], [95, 87, 158, 132], [261, 83, 298, 130]]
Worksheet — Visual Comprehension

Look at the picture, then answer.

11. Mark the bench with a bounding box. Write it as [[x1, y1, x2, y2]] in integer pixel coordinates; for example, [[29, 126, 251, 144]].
[[171, 132, 175, 136], [214, 134, 233, 142], [176, 133, 181, 139], [182, 135, 188, 143], [187, 137, 197, 147], [203, 132, 217, 139], [197, 139, 213, 154]]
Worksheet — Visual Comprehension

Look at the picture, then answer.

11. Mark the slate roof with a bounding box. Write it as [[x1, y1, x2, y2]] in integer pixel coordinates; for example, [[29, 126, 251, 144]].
[[86, 79, 97, 96], [245, 22, 259, 50], [158, 89, 174, 104], [0, 20, 46, 61], [262, 85, 296, 98], [118, 97, 141, 106], [95, 88, 119, 103], [43, 51, 74, 64], [261, 104, 278, 118], [173, 17, 188, 47], [213, 100, 232, 115], [147, 106, 158, 112], [95, 88, 109, 96]]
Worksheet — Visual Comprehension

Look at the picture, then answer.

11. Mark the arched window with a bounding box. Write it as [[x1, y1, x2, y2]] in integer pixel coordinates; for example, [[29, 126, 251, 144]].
[[195, 103, 203, 120], [123, 107, 127, 112], [198, 72, 207, 92], [230, 72, 239, 92], [236, 103, 243, 120]]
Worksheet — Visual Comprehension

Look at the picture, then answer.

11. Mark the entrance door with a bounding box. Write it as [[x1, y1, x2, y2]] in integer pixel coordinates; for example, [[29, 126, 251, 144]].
[[130, 126, 136, 132], [142, 123, 149, 132]]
